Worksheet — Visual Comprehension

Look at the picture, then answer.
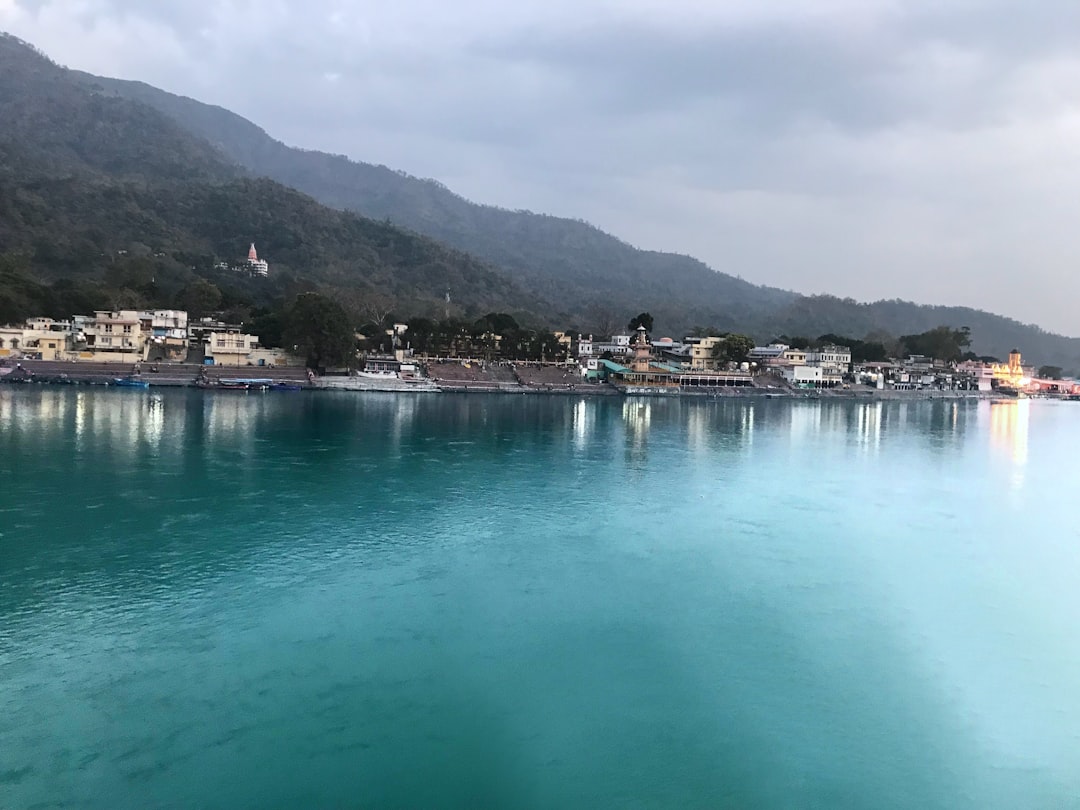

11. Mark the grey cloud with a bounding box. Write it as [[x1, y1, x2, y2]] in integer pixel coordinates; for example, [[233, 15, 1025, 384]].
[[477, 22, 908, 133]]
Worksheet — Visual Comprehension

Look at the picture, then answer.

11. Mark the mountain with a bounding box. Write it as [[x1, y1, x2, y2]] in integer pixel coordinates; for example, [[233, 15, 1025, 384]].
[[75, 68, 1080, 370], [73, 71, 799, 332], [2, 32, 1078, 369], [0, 33, 548, 326]]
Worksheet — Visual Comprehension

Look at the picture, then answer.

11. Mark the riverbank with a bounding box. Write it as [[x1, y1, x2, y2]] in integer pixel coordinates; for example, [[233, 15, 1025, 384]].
[[0, 359, 1043, 401]]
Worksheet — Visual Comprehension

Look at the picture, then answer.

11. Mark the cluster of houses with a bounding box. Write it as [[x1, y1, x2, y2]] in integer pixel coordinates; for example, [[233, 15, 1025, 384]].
[[574, 331, 853, 389], [574, 331, 1072, 394], [4, 305, 1073, 395], [0, 310, 291, 367]]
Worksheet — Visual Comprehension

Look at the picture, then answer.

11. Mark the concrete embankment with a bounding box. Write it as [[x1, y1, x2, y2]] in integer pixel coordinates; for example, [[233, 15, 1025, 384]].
[[2, 360, 311, 387], [0, 360, 1025, 402]]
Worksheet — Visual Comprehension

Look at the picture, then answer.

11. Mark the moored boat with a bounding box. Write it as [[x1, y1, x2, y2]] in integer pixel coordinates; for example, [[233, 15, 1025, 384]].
[[112, 377, 149, 389]]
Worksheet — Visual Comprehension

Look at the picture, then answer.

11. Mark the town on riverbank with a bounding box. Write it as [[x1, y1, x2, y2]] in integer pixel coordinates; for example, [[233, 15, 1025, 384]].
[[2, 307, 1078, 399]]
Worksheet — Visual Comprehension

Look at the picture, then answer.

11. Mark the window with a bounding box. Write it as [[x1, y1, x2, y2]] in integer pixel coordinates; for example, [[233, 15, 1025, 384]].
[[104, 324, 113, 333], [123, 325, 132, 334]]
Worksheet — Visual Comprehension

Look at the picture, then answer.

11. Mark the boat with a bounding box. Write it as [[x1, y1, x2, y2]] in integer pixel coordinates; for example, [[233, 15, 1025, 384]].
[[268, 382, 303, 391], [316, 359, 439, 392], [221, 378, 272, 391], [112, 377, 149, 389]]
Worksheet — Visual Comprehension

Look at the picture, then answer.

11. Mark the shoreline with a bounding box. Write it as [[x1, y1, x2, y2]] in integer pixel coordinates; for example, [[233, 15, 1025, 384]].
[[0, 377, 1036, 404], [2, 360, 1060, 402]]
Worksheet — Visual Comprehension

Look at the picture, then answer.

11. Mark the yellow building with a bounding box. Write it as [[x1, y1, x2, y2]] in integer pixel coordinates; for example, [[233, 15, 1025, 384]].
[[0, 318, 74, 360], [687, 336, 725, 371]]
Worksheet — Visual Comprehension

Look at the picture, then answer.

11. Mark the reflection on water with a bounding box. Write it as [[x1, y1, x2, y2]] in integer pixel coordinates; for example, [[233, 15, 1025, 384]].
[[622, 399, 651, 465], [855, 401, 883, 453], [987, 400, 1030, 491]]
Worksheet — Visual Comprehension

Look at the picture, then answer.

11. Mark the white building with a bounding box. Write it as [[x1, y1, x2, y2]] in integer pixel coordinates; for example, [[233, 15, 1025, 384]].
[[806, 344, 852, 373], [145, 310, 189, 360], [779, 365, 824, 386], [245, 243, 269, 277], [593, 334, 632, 357], [150, 310, 188, 340]]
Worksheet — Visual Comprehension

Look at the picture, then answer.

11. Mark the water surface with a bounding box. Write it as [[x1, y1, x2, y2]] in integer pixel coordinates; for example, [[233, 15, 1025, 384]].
[[2, 389, 1078, 808]]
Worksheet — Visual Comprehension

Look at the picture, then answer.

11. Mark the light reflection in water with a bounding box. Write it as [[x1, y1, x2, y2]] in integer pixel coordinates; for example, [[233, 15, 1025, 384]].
[[788, 402, 821, 440], [572, 399, 591, 452], [742, 404, 755, 448], [988, 400, 1029, 492], [856, 401, 883, 454], [622, 399, 651, 465]]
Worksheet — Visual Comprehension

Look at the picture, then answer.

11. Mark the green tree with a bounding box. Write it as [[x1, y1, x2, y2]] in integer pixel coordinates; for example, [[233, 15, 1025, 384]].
[[249, 308, 285, 349], [283, 292, 357, 370], [777, 335, 812, 349], [899, 326, 972, 363], [627, 312, 654, 333], [473, 312, 520, 336], [714, 333, 755, 364], [1038, 365, 1063, 379], [178, 278, 222, 318]]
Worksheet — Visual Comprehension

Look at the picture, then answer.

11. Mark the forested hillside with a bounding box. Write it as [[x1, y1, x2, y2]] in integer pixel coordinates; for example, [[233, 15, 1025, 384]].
[[2, 32, 1078, 368], [75, 71, 799, 332], [0, 34, 550, 328], [78, 67, 1080, 369]]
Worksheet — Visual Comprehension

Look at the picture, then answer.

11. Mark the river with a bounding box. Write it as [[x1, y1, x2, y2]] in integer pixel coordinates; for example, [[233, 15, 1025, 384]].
[[1, 388, 1078, 808]]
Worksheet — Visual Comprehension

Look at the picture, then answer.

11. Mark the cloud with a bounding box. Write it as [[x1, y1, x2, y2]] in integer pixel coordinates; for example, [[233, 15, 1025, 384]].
[[3, 0, 1080, 333]]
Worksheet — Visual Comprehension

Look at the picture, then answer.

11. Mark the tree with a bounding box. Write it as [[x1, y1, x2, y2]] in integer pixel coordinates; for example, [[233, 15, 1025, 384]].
[[627, 312, 653, 333], [817, 333, 888, 363], [714, 333, 755, 364], [1038, 365, 1063, 379], [473, 312, 520, 335], [249, 308, 285, 349], [899, 326, 972, 363], [178, 278, 222, 318], [777, 335, 811, 349], [283, 292, 357, 370]]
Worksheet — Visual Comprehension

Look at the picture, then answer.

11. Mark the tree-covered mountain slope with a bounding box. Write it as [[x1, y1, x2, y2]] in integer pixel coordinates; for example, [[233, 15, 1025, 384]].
[[0, 34, 549, 326], [76, 64, 1080, 367]]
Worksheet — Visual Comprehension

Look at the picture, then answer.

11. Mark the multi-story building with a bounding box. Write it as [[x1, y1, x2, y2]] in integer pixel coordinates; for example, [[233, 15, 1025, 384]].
[[204, 329, 259, 365], [685, 336, 725, 371], [593, 334, 632, 357], [84, 310, 146, 360], [146, 310, 189, 361], [0, 318, 76, 360], [748, 343, 791, 365], [245, 243, 269, 277], [805, 344, 851, 373]]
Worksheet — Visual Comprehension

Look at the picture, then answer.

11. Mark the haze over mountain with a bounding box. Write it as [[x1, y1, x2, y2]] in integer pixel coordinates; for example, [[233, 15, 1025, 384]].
[[2, 31, 1080, 369]]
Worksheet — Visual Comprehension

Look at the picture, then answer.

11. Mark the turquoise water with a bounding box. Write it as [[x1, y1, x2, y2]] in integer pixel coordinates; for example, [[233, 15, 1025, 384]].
[[2, 389, 1079, 808]]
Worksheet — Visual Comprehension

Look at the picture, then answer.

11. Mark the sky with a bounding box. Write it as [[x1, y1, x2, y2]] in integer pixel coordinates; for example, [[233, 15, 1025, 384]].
[[3, 0, 1080, 334]]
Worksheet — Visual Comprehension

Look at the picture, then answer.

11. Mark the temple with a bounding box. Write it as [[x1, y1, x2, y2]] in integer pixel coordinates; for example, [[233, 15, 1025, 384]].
[[246, 243, 269, 277]]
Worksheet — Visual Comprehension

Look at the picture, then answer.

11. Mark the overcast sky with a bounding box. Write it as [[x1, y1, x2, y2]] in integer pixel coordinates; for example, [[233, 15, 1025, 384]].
[[4, 0, 1080, 334]]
